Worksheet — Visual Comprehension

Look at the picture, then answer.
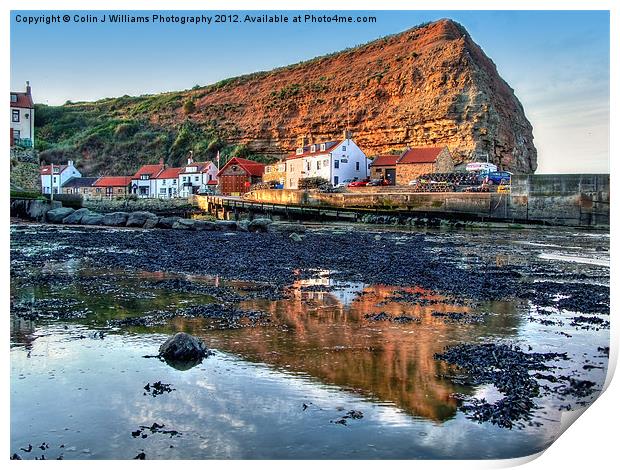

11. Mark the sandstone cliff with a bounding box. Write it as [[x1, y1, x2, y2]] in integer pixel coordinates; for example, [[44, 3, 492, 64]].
[[174, 18, 536, 172]]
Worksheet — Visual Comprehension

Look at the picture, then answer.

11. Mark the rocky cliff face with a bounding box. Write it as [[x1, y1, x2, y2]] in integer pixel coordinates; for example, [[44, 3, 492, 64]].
[[164, 19, 536, 172]]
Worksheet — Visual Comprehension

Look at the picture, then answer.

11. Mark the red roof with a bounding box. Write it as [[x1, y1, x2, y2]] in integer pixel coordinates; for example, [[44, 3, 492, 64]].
[[132, 163, 165, 179], [370, 154, 400, 167], [180, 161, 213, 174], [157, 167, 183, 179], [207, 180, 218, 185], [217, 157, 265, 177], [286, 141, 341, 160], [40, 164, 68, 175], [398, 147, 446, 164], [10, 92, 34, 109], [93, 176, 132, 187]]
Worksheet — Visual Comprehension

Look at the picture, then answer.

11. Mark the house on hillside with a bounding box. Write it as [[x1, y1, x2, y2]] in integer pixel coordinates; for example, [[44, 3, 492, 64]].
[[369, 154, 400, 185], [154, 167, 182, 199], [217, 157, 265, 195], [131, 160, 165, 198], [40, 161, 81, 194], [93, 176, 132, 199], [285, 132, 371, 189], [10, 81, 34, 148], [62, 177, 98, 197], [395, 147, 454, 185], [178, 157, 218, 197], [263, 160, 286, 187]]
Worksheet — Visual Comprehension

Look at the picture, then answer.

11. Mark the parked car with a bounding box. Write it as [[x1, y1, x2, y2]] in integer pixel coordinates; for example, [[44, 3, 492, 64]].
[[336, 178, 355, 188], [479, 171, 512, 185], [348, 179, 369, 188], [367, 178, 390, 187]]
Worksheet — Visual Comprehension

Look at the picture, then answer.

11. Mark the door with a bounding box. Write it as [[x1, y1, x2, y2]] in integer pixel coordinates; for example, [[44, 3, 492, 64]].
[[386, 168, 396, 185]]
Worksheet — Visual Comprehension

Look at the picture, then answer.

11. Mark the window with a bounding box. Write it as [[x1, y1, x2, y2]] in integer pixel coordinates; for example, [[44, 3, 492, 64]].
[[334, 160, 339, 169], [172, 180, 177, 185], [195, 176, 199, 181], [317, 161, 321, 170], [320, 143, 326, 151], [307, 162, 311, 171], [334, 176, 339, 185], [208, 174, 212, 181], [323, 159, 329, 165], [140, 174, 149, 180], [296, 148, 303, 155], [12, 129, 20, 139], [356, 162, 360, 171], [10, 94, 17, 102], [310, 145, 316, 153], [12, 110, 20, 122], [53, 177, 57, 183], [342, 146, 346, 151]]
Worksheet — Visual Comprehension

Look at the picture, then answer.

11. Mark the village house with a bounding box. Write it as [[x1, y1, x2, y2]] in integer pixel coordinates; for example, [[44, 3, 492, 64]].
[[263, 160, 286, 187], [395, 146, 454, 185], [40, 161, 82, 194], [154, 167, 182, 199], [131, 160, 165, 198], [10, 81, 34, 148], [61, 177, 98, 197], [178, 157, 218, 197], [217, 157, 265, 195], [93, 176, 133, 199], [285, 132, 371, 189], [369, 154, 400, 185]]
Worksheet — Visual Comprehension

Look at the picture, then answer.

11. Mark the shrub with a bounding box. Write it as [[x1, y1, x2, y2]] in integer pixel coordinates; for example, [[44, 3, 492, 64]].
[[183, 99, 196, 115]]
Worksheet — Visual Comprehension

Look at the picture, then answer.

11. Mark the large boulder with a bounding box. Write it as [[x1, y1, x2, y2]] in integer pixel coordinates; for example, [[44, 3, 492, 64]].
[[62, 208, 91, 225], [159, 332, 210, 362], [143, 217, 159, 229], [172, 219, 195, 230], [216, 220, 237, 231], [194, 220, 217, 231], [103, 212, 129, 227], [157, 217, 180, 229], [126, 211, 158, 228], [11, 199, 61, 221], [248, 218, 273, 233], [237, 219, 250, 232], [272, 223, 307, 235], [46, 207, 75, 223], [81, 212, 105, 225]]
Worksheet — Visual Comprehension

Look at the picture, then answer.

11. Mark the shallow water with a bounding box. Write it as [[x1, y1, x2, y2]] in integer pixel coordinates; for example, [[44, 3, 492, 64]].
[[10, 223, 610, 459]]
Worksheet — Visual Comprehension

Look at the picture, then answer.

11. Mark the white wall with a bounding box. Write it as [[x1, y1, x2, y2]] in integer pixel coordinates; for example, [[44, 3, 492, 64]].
[[10, 106, 34, 144], [40, 163, 81, 194]]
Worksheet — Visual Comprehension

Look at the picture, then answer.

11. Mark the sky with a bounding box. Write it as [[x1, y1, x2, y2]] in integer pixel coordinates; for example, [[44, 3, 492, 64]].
[[10, 10, 610, 173]]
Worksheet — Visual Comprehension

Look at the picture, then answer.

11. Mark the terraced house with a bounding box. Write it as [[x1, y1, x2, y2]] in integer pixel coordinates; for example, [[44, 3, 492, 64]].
[[10, 81, 34, 148], [178, 157, 218, 197], [285, 132, 371, 189], [131, 160, 165, 198]]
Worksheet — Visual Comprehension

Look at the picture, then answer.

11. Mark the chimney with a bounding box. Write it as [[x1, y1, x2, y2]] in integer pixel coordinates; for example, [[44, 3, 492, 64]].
[[68, 160, 74, 167], [26, 81, 31, 95], [343, 130, 352, 140], [187, 151, 194, 165]]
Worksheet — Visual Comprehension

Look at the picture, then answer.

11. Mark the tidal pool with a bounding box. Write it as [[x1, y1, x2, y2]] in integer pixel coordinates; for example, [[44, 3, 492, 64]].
[[10, 223, 610, 459]]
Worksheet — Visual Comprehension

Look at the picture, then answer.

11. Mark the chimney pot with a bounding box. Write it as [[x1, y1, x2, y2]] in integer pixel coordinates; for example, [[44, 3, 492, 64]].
[[26, 81, 31, 95]]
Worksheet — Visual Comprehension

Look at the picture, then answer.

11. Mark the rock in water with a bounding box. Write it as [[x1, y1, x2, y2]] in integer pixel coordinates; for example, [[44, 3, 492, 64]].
[[159, 332, 210, 361], [46, 207, 75, 223], [62, 208, 91, 224], [103, 212, 129, 226], [248, 218, 273, 233]]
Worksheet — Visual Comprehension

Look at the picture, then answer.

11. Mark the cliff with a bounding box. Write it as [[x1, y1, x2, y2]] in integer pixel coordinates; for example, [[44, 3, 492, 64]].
[[36, 19, 536, 174]]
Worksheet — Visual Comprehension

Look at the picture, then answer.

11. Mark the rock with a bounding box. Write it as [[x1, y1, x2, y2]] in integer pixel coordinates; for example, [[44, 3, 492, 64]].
[[142, 217, 159, 229], [216, 220, 237, 231], [159, 332, 210, 364], [126, 211, 158, 227], [62, 208, 91, 225], [289, 232, 303, 242], [81, 212, 105, 225], [157, 217, 180, 229], [102, 212, 129, 227], [194, 220, 217, 231], [172, 219, 195, 230], [248, 218, 273, 233], [237, 220, 250, 232], [46, 207, 75, 223], [271, 223, 306, 234], [11, 199, 61, 221]]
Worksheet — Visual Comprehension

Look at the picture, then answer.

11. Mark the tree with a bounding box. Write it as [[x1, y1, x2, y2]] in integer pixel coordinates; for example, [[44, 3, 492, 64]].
[[183, 99, 196, 115]]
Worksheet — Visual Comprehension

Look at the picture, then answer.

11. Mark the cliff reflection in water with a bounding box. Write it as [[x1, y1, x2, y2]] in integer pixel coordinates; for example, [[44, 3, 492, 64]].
[[174, 272, 523, 423]]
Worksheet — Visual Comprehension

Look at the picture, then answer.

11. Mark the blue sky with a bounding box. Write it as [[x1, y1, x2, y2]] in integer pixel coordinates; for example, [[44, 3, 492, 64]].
[[10, 10, 609, 173]]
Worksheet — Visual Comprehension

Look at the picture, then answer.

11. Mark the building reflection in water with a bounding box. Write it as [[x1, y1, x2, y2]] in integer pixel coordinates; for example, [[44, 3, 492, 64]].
[[170, 271, 522, 423]]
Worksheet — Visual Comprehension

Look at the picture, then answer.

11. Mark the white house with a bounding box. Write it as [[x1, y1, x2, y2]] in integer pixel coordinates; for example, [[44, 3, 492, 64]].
[[154, 167, 182, 199], [178, 157, 218, 197], [40, 160, 81, 194], [285, 132, 371, 189], [131, 160, 165, 198], [10, 81, 35, 148]]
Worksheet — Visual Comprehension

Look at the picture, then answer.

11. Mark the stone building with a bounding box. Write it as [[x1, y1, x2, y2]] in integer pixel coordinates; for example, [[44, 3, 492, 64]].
[[369, 154, 399, 185], [395, 147, 454, 185]]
